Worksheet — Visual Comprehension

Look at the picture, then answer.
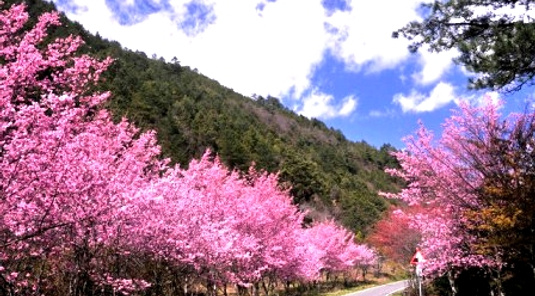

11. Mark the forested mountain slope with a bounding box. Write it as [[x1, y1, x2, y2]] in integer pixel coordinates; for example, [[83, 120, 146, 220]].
[[11, 0, 401, 234]]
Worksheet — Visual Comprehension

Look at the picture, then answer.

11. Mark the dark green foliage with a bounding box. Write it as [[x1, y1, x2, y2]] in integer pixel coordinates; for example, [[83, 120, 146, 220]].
[[9, 0, 402, 234], [421, 264, 535, 296], [501, 261, 535, 295], [394, 0, 535, 91], [279, 155, 328, 204]]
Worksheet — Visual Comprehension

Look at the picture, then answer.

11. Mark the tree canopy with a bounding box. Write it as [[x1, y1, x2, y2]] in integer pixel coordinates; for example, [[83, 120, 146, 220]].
[[394, 0, 535, 91], [383, 99, 535, 295]]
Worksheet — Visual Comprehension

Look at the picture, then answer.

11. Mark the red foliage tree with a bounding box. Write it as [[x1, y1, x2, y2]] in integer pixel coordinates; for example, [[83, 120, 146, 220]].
[[367, 207, 421, 265]]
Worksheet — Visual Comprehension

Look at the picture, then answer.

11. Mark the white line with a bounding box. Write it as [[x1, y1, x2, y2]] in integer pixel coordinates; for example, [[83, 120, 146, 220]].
[[386, 285, 408, 296], [346, 285, 379, 296]]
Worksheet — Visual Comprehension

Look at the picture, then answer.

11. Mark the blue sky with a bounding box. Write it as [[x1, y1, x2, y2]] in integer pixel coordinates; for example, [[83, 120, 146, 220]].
[[48, 0, 534, 148]]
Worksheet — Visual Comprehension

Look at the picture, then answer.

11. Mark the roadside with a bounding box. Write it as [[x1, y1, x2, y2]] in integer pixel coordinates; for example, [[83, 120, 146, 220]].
[[342, 280, 408, 296], [310, 263, 410, 296], [304, 276, 408, 296]]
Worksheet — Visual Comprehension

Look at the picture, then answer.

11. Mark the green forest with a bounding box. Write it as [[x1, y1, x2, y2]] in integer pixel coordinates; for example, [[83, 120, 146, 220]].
[[7, 0, 401, 236]]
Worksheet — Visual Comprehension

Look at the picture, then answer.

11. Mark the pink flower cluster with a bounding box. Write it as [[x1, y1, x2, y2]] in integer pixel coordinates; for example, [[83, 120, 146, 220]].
[[0, 3, 375, 294], [382, 98, 521, 277]]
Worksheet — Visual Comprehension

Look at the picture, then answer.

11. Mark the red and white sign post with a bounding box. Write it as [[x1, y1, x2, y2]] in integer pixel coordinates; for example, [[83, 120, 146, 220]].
[[410, 248, 426, 296]]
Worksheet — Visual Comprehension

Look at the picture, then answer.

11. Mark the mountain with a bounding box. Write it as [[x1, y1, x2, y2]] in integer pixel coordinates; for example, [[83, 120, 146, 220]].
[[7, 0, 401, 235]]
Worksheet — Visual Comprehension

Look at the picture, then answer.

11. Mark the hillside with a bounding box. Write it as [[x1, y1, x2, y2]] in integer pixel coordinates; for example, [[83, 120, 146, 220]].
[[10, 0, 401, 234]]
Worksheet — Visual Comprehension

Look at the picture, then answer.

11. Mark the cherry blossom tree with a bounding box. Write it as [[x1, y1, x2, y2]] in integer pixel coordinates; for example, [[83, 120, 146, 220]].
[[119, 153, 310, 295], [116, 154, 375, 295], [383, 98, 535, 295], [303, 220, 374, 277], [0, 3, 163, 294]]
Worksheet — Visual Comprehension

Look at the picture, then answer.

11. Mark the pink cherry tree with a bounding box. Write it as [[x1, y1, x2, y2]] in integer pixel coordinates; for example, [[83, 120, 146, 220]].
[[383, 98, 535, 295], [114, 152, 372, 295], [303, 220, 375, 281], [233, 166, 307, 295], [118, 153, 310, 296], [0, 3, 163, 294]]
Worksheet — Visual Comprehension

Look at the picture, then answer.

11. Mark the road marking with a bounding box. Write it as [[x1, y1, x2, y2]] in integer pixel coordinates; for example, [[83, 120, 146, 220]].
[[386, 285, 408, 296]]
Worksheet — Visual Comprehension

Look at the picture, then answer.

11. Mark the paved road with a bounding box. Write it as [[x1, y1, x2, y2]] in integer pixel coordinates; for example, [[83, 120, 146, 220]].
[[345, 280, 408, 296]]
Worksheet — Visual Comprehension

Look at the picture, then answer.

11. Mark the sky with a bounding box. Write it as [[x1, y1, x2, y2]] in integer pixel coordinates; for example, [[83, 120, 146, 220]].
[[46, 0, 535, 148]]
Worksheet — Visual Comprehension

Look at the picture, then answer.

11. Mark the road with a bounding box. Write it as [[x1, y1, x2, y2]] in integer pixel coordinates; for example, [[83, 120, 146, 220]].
[[344, 280, 409, 296]]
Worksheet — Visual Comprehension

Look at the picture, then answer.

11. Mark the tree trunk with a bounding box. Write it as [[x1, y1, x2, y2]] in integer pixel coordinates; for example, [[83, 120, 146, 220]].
[[491, 267, 505, 296], [253, 282, 260, 296], [236, 284, 247, 296], [284, 280, 291, 295], [447, 269, 457, 296], [262, 280, 269, 296], [183, 275, 189, 296]]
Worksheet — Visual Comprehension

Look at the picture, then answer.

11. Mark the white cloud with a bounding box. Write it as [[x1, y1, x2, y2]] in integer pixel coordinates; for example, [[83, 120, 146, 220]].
[[369, 108, 396, 118], [412, 46, 458, 85], [51, 0, 329, 99], [393, 82, 456, 113], [49, 0, 456, 121], [339, 96, 357, 116], [297, 89, 357, 119], [471, 4, 535, 22], [326, 0, 428, 72]]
